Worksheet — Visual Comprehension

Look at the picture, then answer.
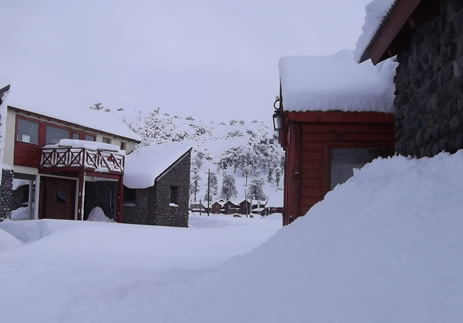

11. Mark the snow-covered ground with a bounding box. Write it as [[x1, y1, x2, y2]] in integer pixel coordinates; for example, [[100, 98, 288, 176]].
[[2, 151, 463, 323]]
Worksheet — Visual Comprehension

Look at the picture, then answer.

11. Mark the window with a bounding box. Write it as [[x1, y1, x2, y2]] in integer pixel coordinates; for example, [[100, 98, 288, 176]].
[[102, 137, 111, 144], [56, 190, 67, 204], [170, 186, 179, 205], [16, 118, 39, 144], [46, 126, 69, 145], [120, 142, 126, 150], [123, 186, 136, 205], [72, 133, 80, 139], [330, 148, 393, 189], [85, 135, 96, 141]]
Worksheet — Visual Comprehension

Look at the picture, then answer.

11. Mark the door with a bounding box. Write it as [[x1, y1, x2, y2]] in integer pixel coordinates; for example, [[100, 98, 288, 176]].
[[40, 177, 76, 220]]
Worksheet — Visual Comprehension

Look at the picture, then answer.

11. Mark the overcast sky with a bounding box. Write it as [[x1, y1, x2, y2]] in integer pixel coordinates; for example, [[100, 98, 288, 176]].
[[1, 0, 369, 124]]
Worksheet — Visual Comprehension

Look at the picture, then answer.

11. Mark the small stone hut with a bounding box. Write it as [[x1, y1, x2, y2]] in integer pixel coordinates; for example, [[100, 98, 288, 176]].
[[123, 144, 192, 227]]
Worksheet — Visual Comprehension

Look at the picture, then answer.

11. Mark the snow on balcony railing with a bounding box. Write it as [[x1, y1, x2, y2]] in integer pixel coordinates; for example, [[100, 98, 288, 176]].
[[40, 139, 125, 174]]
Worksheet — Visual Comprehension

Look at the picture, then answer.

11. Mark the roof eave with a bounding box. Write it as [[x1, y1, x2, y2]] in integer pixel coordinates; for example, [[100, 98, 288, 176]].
[[362, 0, 423, 65]]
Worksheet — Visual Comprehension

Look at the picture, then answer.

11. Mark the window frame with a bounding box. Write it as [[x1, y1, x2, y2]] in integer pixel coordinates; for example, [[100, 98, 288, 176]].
[[324, 142, 394, 193], [16, 116, 40, 145], [169, 186, 179, 205], [45, 124, 71, 145], [123, 186, 137, 206]]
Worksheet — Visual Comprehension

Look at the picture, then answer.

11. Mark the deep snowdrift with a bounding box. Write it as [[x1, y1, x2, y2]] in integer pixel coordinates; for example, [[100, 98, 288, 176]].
[[166, 151, 463, 323], [1, 151, 462, 323]]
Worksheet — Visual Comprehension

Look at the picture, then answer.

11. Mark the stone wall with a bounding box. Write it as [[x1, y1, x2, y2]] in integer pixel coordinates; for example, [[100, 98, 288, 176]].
[[154, 151, 191, 227], [394, 0, 463, 157], [122, 187, 155, 225], [0, 169, 13, 221], [121, 150, 191, 227]]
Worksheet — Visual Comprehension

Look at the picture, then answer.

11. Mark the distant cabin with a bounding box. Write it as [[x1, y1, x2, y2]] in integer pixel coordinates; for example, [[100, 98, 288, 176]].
[[277, 51, 395, 225], [221, 201, 240, 214], [123, 144, 191, 227], [211, 200, 225, 214]]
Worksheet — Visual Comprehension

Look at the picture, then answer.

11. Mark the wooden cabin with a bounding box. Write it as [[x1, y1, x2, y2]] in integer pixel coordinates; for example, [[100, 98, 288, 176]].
[[221, 201, 240, 214], [276, 51, 396, 225], [211, 200, 225, 214]]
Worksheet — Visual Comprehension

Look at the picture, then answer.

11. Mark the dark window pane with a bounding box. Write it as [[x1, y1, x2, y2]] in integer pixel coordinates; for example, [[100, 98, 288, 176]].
[[123, 186, 136, 205], [120, 142, 126, 150], [170, 186, 179, 205], [72, 133, 80, 139], [85, 135, 95, 141], [102, 137, 111, 144], [56, 190, 67, 204], [46, 126, 69, 145], [17, 119, 39, 144], [330, 148, 393, 189]]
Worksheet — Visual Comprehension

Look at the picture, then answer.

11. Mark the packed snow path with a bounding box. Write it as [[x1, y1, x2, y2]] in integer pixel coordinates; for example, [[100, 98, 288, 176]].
[[0, 214, 281, 323]]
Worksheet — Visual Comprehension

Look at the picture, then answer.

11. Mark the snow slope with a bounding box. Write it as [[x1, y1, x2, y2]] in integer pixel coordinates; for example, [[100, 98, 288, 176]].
[[121, 107, 284, 206], [1, 151, 462, 322]]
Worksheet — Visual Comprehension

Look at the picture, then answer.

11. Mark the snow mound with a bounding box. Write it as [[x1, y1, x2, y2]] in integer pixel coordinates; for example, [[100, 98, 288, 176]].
[[170, 150, 463, 323], [11, 206, 31, 221], [87, 207, 115, 222], [279, 49, 397, 113], [0, 228, 22, 250]]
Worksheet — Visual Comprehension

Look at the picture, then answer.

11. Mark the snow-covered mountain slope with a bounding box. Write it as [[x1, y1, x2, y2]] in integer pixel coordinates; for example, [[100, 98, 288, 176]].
[[113, 107, 285, 207]]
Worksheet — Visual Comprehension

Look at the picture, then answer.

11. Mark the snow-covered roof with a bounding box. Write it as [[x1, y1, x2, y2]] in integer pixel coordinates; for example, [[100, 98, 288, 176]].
[[9, 104, 141, 142], [354, 0, 398, 63], [123, 143, 191, 189], [279, 50, 397, 113]]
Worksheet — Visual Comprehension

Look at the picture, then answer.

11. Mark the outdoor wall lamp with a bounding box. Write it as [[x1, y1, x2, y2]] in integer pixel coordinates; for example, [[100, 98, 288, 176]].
[[273, 96, 282, 131]]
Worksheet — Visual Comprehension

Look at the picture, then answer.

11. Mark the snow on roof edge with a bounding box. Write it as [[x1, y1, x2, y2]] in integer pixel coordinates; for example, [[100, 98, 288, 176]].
[[354, 0, 399, 63], [8, 104, 141, 142], [279, 50, 397, 113], [123, 144, 192, 189]]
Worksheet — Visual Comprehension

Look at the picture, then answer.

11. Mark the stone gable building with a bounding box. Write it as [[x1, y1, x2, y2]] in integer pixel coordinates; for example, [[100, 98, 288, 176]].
[[356, 0, 463, 157], [123, 144, 191, 227]]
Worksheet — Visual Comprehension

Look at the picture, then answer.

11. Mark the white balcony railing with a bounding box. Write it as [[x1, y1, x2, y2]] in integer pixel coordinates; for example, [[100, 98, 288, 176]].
[[41, 147, 124, 174]]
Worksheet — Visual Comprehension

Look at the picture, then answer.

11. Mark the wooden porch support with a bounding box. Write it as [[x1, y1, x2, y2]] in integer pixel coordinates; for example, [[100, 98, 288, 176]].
[[33, 175, 40, 220], [117, 175, 123, 223], [284, 122, 301, 225], [77, 171, 86, 220]]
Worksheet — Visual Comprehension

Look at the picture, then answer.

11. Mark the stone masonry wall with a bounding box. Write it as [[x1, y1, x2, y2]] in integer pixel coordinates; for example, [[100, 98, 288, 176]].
[[0, 169, 13, 221], [394, 0, 463, 157], [122, 187, 155, 225], [154, 151, 191, 227]]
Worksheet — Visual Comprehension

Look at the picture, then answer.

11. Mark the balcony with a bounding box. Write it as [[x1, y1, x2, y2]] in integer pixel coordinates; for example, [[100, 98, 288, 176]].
[[40, 140, 125, 175]]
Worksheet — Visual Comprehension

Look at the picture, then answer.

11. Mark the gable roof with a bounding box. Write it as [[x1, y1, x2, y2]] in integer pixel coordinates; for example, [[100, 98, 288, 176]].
[[8, 105, 141, 142], [355, 0, 439, 64], [0, 85, 10, 106], [279, 50, 397, 113], [354, 0, 400, 63], [123, 143, 192, 189]]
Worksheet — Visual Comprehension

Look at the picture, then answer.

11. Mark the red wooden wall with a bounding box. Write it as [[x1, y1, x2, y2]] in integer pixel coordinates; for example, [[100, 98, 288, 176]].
[[282, 111, 394, 225], [14, 114, 97, 168]]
